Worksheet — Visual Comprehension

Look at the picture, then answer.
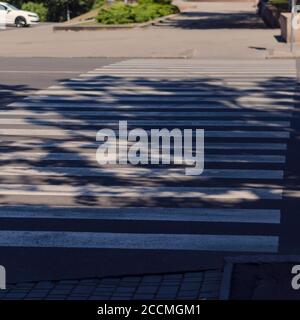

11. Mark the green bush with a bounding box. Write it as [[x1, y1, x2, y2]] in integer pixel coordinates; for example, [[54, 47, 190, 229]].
[[93, 0, 106, 8], [139, 0, 173, 5], [134, 4, 161, 22], [157, 4, 178, 15], [134, 3, 179, 23], [97, 0, 179, 24], [10, 0, 95, 22], [97, 3, 135, 24], [21, 2, 48, 21]]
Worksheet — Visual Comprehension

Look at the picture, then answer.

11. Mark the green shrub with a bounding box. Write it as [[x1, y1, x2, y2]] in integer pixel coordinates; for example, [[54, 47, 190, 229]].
[[156, 4, 178, 16], [21, 2, 48, 21], [97, 3, 135, 24], [96, 0, 179, 24], [133, 4, 161, 22], [139, 0, 173, 5], [133, 3, 179, 23], [93, 0, 106, 8]]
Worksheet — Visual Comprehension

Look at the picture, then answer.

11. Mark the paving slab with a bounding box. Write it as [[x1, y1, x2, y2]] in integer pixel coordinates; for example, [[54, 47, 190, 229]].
[[0, 269, 222, 300]]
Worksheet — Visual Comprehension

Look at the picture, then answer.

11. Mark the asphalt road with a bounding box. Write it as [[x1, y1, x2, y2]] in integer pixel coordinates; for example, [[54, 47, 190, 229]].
[[0, 57, 299, 283], [0, 57, 121, 106], [0, 23, 54, 34]]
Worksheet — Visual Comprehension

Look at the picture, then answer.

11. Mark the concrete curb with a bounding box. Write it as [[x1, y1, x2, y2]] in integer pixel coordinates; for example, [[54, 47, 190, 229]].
[[219, 255, 300, 300], [53, 14, 179, 31], [266, 49, 300, 59]]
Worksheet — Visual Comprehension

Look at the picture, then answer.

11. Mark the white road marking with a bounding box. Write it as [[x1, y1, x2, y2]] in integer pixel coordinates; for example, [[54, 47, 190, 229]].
[[0, 207, 280, 224], [0, 185, 283, 200], [0, 128, 290, 139], [0, 167, 284, 179], [0, 230, 279, 252]]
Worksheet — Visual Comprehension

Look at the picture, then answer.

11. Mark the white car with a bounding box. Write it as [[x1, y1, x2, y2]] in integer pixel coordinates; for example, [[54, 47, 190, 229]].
[[0, 2, 39, 27]]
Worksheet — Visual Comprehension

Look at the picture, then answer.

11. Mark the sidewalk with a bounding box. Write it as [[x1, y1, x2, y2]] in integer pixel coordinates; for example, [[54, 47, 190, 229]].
[[0, 2, 283, 59], [0, 270, 222, 300]]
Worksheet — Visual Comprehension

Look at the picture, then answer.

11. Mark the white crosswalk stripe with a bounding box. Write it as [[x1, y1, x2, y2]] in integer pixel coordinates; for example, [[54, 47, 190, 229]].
[[0, 59, 296, 255], [0, 207, 281, 224], [0, 230, 279, 252]]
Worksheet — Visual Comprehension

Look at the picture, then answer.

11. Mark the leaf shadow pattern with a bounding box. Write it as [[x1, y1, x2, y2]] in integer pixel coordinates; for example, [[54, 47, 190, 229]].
[[0, 67, 298, 210]]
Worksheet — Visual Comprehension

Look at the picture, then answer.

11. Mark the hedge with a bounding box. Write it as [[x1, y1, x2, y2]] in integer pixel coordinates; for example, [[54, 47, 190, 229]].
[[97, 0, 179, 24]]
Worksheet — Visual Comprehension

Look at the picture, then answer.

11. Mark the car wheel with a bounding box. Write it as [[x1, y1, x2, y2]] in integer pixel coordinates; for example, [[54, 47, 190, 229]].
[[15, 17, 27, 28]]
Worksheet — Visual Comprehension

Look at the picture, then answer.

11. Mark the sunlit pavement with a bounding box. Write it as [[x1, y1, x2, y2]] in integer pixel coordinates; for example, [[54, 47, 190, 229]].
[[0, 3, 282, 59]]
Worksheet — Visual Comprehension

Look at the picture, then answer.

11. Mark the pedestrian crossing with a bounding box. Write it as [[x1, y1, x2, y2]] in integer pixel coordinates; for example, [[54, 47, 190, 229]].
[[0, 59, 297, 260]]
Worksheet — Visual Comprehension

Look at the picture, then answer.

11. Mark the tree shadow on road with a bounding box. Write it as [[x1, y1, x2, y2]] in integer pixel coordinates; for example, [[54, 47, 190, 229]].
[[0, 67, 297, 210]]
